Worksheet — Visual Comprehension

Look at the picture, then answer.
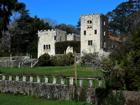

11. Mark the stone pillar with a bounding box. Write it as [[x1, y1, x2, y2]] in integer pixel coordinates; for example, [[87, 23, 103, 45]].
[[37, 76, 40, 83], [30, 76, 33, 82], [79, 79, 83, 87], [18, 62, 21, 68], [31, 62, 33, 68], [69, 77, 74, 85], [16, 76, 19, 81], [45, 76, 48, 83], [22, 76, 26, 82], [9, 75, 12, 81], [2, 75, 6, 80], [61, 78, 65, 85], [89, 80, 93, 87], [98, 80, 102, 87], [52, 77, 56, 84]]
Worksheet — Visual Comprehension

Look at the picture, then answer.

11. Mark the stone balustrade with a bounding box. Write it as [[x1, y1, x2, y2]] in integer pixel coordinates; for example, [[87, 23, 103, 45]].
[[0, 74, 103, 88]]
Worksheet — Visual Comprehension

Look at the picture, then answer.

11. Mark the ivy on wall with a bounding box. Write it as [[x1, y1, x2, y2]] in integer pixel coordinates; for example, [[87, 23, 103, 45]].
[[55, 41, 80, 54]]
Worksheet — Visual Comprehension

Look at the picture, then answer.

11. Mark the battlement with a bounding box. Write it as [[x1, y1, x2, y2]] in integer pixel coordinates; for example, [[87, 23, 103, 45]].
[[80, 13, 103, 17], [38, 29, 56, 33], [38, 29, 66, 34], [67, 33, 80, 37]]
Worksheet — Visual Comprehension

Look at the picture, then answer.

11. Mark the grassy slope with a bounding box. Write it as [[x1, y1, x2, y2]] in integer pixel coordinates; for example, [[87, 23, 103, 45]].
[[0, 93, 85, 105], [0, 66, 103, 77]]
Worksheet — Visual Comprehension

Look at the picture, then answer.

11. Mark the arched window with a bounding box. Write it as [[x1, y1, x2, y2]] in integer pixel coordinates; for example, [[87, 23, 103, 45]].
[[87, 20, 92, 24]]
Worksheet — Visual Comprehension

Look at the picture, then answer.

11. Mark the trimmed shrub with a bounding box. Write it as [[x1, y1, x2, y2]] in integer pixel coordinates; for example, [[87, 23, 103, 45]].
[[37, 53, 51, 66], [51, 53, 74, 66], [81, 53, 98, 65], [37, 53, 74, 66]]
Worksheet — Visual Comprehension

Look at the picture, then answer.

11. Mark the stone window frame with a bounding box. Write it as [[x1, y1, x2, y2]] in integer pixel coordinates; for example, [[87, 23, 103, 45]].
[[84, 30, 86, 35], [87, 20, 92, 24], [43, 44, 51, 50], [104, 31, 106, 36], [94, 30, 97, 34], [88, 40, 93, 46], [87, 26, 92, 29], [54, 36, 56, 40]]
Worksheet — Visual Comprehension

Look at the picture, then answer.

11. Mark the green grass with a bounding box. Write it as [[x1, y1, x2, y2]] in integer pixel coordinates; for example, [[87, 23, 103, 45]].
[[0, 93, 86, 105], [0, 66, 103, 78]]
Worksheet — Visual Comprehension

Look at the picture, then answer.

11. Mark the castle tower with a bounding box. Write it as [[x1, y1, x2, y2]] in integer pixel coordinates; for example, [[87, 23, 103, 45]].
[[80, 14, 108, 56], [38, 29, 66, 58]]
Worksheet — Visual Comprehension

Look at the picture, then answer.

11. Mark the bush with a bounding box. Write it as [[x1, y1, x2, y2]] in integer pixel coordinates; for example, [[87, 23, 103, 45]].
[[95, 88, 125, 105], [51, 55, 64, 66], [37, 53, 51, 66], [37, 53, 74, 66], [81, 53, 98, 66], [51, 53, 74, 66], [103, 91, 125, 105]]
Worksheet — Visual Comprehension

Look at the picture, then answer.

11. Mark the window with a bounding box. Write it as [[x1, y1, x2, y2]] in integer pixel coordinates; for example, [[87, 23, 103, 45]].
[[84, 30, 86, 35], [87, 20, 92, 24], [104, 21, 106, 25], [88, 40, 92, 46], [60, 36, 62, 41], [104, 42, 106, 48], [46, 45, 48, 49], [48, 45, 51, 49], [87, 26, 92, 29], [104, 31, 106, 36], [43, 45, 45, 50], [94, 30, 97, 34], [43, 44, 51, 50], [54, 36, 56, 40]]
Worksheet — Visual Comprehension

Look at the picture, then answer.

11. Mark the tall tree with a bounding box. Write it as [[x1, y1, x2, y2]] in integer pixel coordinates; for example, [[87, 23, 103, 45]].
[[10, 13, 52, 57], [55, 24, 79, 34], [0, 0, 25, 38], [106, 1, 138, 35]]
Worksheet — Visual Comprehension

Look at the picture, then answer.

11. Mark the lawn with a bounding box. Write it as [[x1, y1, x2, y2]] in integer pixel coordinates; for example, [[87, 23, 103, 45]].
[[0, 93, 87, 105], [0, 66, 103, 78]]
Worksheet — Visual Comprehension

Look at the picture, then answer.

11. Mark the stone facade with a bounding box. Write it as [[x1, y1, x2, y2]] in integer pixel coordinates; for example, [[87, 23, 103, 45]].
[[38, 29, 80, 58], [67, 33, 80, 41], [80, 14, 108, 56], [38, 14, 109, 58], [38, 29, 66, 58]]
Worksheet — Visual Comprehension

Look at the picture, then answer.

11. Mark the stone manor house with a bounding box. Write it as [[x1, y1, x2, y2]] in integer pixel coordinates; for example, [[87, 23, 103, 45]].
[[38, 14, 109, 58]]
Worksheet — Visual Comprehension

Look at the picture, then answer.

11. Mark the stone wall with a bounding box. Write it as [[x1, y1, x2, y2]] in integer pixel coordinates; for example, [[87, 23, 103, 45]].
[[0, 74, 100, 103], [123, 91, 140, 105], [0, 74, 139, 104]]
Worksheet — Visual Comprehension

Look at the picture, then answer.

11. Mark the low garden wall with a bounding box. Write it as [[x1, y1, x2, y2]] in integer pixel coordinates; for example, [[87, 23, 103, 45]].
[[0, 74, 101, 103]]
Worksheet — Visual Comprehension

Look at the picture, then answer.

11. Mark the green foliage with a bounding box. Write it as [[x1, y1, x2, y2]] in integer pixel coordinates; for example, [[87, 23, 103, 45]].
[[103, 91, 125, 105], [95, 88, 125, 105], [106, 1, 138, 35], [37, 53, 51, 66], [123, 27, 140, 90], [108, 27, 140, 90], [0, 0, 25, 38], [0, 93, 83, 105], [10, 15, 51, 57], [51, 53, 74, 66], [37, 53, 74, 66], [95, 88, 110, 105], [55, 24, 79, 34], [81, 53, 98, 65], [0, 66, 102, 78], [55, 41, 80, 54]]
